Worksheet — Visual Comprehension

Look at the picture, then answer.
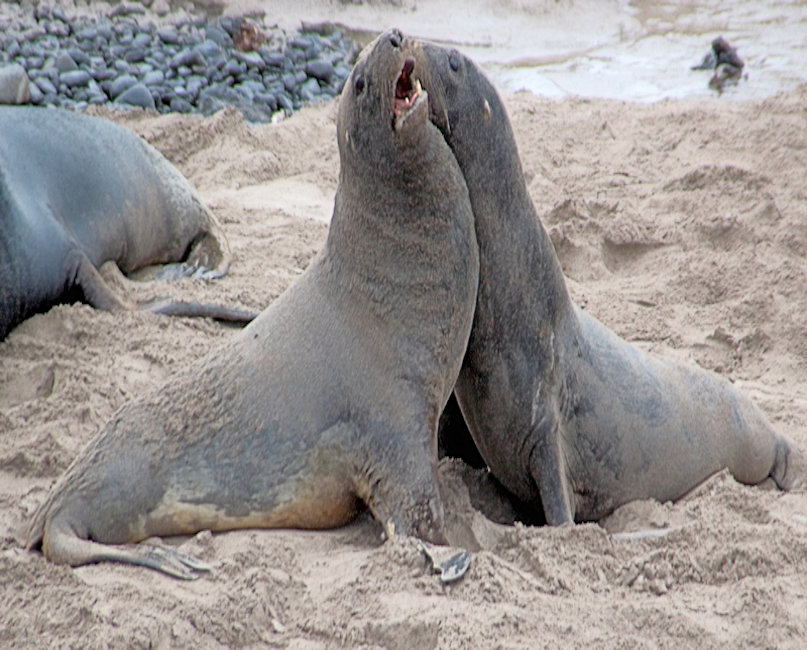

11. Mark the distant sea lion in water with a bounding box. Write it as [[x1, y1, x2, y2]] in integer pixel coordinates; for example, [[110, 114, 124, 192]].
[[0, 106, 256, 341], [25, 30, 479, 578], [423, 43, 806, 524]]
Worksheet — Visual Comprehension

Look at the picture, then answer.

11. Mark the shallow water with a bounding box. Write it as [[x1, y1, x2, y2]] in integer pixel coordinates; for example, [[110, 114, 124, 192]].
[[484, 0, 807, 102], [270, 0, 807, 102]]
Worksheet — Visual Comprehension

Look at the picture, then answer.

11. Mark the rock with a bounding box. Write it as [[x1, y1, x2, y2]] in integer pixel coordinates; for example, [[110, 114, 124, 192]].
[[33, 77, 58, 95], [142, 70, 165, 86], [257, 48, 282, 67], [305, 59, 334, 83], [28, 81, 44, 104], [115, 82, 155, 109], [0, 8, 357, 119], [234, 50, 264, 69], [205, 25, 232, 49], [299, 77, 321, 102], [125, 46, 147, 64], [170, 96, 192, 113], [109, 74, 138, 98], [55, 51, 78, 73], [59, 70, 91, 88], [152, 0, 170, 16], [158, 28, 179, 44], [170, 48, 206, 69], [0, 64, 31, 104], [196, 40, 221, 59], [68, 48, 92, 66]]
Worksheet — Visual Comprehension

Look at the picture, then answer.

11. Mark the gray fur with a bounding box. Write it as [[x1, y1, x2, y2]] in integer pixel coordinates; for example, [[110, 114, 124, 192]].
[[0, 106, 237, 340], [423, 43, 806, 524], [25, 32, 478, 577]]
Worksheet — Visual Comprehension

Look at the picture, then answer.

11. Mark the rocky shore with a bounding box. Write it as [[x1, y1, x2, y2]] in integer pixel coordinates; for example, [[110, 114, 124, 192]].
[[0, 3, 360, 122]]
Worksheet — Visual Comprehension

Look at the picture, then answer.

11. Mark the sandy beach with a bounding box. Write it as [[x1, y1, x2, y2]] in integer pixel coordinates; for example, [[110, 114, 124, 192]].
[[3, 1, 807, 648]]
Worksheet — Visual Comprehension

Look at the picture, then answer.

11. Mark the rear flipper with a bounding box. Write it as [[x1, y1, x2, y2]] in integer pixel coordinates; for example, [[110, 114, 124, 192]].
[[139, 297, 258, 325], [30, 517, 210, 580], [88, 542, 211, 580], [76, 255, 257, 325], [769, 435, 807, 491]]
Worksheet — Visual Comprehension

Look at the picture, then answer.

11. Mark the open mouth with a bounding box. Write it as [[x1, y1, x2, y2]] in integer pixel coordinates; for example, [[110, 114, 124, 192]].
[[393, 57, 425, 130]]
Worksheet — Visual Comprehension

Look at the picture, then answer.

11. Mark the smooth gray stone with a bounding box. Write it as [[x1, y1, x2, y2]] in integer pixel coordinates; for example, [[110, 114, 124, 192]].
[[0, 64, 31, 104], [59, 70, 92, 87], [115, 82, 155, 109], [109, 74, 138, 98]]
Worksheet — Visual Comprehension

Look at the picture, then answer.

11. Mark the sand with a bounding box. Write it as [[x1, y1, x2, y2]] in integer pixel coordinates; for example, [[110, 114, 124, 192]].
[[3, 6, 807, 649]]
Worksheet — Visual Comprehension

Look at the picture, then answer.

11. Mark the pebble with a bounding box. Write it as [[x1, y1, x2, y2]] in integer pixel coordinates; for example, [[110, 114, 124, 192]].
[[60, 70, 92, 87], [109, 74, 138, 98], [115, 83, 155, 109], [55, 52, 78, 73], [0, 64, 31, 104], [0, 9, 360, 121]]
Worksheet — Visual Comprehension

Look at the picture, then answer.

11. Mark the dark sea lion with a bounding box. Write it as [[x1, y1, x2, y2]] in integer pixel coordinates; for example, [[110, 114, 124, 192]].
[[25, 30, 479, 578], [422, 43, 806, 524], [0, 105, 255, 341]]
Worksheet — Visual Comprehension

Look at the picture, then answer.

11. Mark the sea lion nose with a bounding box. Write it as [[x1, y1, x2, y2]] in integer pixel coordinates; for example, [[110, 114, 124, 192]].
[[389, 29, 403, 48]]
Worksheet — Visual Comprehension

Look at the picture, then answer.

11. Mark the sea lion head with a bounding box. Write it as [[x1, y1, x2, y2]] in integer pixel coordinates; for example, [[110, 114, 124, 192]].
[[417, 42, 508, 169], [337, 29, 433, 168]]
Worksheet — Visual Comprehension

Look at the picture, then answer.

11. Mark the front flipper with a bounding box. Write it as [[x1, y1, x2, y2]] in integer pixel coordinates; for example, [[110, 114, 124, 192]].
[[353, 418, 450, 545], [529, 422, 575, 525], [72, 252, 131, 311]]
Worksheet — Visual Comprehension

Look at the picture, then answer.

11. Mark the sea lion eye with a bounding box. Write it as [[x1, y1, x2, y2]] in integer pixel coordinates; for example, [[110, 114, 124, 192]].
[[355, 75, 365, 94], [449, 51, 461, 72]]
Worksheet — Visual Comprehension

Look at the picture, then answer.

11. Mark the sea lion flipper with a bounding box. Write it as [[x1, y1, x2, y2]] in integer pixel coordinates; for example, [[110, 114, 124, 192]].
[[127, 544, 212, 580], [769, 435, 807, 491], [139, 298, 258, 325], [529, 425, 575, 525], [72, 252, 130, 312], [360, 431, 449, 545], [40, 518, 210, 579], [74, 253, 257, 325]]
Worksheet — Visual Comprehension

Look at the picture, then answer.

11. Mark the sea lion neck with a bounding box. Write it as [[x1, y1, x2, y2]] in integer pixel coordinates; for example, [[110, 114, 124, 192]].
[[420, 43, 571, 320], [327, 33, 468, 283]]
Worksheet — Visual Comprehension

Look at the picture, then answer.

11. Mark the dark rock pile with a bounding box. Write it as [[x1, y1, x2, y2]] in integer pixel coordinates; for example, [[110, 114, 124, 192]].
[[0, 6, 360, 122]]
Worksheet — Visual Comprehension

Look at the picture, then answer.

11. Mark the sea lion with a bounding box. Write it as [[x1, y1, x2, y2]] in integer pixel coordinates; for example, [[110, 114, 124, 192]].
[[25, 30, 479, 578], [0, 105, 255, 341], [422, 43, 806, 524]]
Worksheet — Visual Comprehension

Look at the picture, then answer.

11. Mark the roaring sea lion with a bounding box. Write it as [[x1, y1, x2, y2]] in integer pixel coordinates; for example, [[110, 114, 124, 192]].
[[0, 105, 255, 341], [25, 30, 479, 578], [422, 43, 806, 524]]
